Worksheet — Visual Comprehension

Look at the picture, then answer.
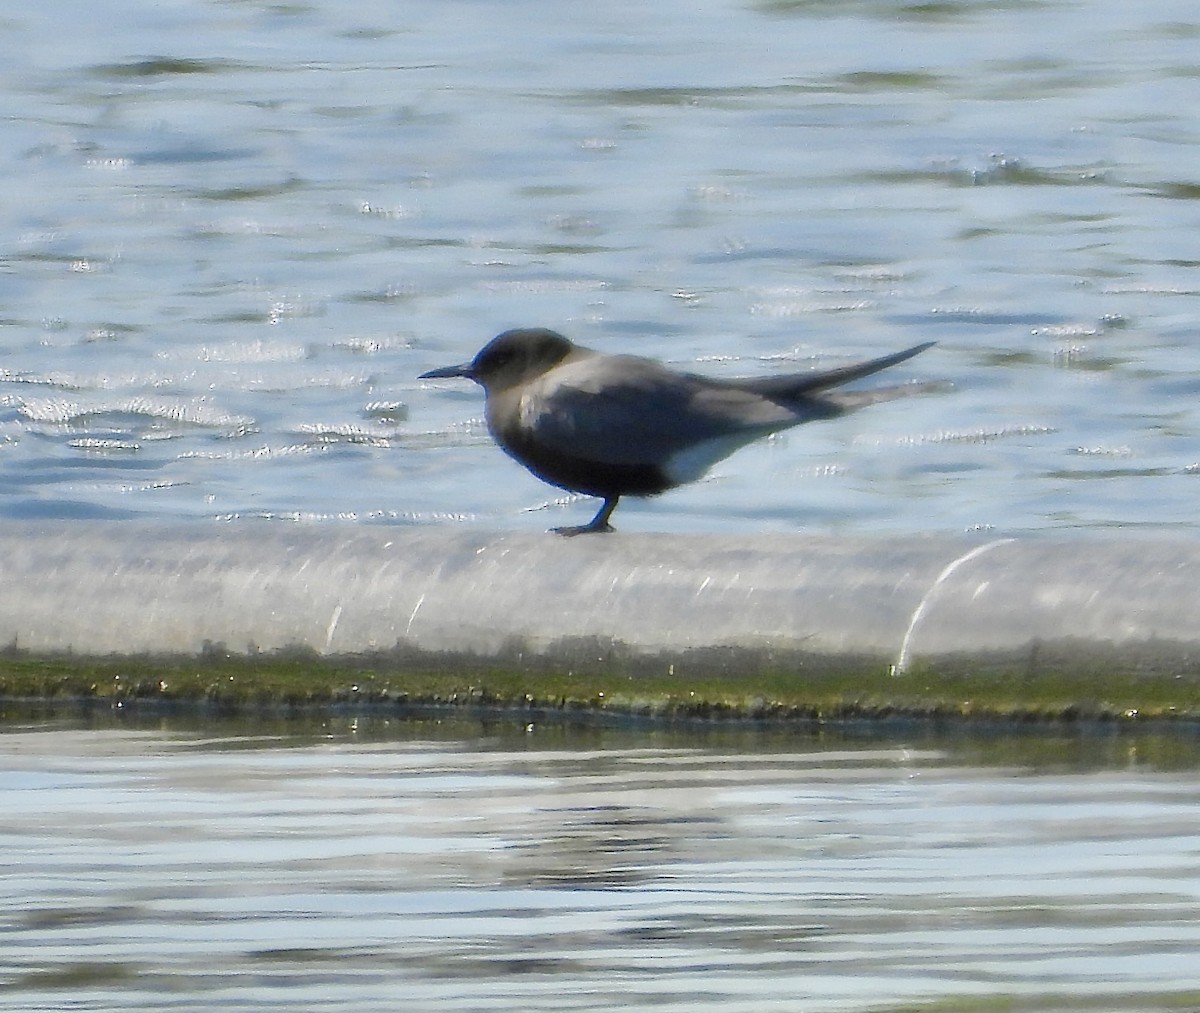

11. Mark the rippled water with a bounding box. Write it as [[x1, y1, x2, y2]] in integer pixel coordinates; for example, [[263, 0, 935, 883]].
[[3, 714, 1200, 1012], [2, 0, 1199, 533]]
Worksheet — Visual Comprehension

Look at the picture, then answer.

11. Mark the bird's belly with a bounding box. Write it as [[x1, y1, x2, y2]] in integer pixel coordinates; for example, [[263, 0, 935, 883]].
[[496, 429, 672, 498], [661, 432, 763, 486]]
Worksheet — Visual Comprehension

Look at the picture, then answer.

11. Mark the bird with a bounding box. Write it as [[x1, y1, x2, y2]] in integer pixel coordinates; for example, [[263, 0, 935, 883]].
[[419, 328, 935, 536]]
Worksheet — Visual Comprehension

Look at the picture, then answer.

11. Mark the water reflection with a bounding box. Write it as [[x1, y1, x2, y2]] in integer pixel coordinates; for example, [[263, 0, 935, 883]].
[[3, 710, 1200, 1011]]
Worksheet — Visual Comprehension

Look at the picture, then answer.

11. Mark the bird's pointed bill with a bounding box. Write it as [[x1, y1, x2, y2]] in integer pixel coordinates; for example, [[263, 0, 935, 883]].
[[419, 362, 474, 380]]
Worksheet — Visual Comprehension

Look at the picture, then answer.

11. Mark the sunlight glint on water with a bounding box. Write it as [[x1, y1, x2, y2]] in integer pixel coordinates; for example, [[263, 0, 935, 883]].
[[2, 0, 1200, 533]]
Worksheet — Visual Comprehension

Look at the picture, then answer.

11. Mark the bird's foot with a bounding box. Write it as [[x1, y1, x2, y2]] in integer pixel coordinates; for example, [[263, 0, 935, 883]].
[[552, 522, 615, 537], [553, 496, 619, 536]]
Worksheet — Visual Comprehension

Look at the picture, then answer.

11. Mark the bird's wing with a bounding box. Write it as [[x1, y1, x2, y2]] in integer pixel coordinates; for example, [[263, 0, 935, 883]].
[[733, 341, 935, 399], [518, 355, 809, 467]]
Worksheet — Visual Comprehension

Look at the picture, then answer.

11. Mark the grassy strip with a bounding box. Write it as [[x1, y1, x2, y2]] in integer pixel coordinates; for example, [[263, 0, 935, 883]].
[[2, 640, 1200, 722], [872, 990, 1200, 1012]]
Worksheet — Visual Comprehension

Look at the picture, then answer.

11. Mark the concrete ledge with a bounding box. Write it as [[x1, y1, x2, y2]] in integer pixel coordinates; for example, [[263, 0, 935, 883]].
[[2, 522, 1199, 680]]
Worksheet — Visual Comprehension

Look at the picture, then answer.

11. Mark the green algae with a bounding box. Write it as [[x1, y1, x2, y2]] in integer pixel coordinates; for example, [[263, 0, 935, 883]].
[[2, 637, 1200, 724], [872, 990, 1200, 1012]]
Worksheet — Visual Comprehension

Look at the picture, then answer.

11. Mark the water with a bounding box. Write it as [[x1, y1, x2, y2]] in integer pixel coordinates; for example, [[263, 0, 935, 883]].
[[3, 713, 1200, 1012], [2, 0, 1199, 534]]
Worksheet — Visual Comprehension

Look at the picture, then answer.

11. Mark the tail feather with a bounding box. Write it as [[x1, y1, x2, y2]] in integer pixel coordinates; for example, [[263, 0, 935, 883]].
[[821, 378, 948, 412]]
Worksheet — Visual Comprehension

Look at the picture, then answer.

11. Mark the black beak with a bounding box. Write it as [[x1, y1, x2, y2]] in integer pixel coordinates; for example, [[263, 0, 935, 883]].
[[419, 362, 474, 380]]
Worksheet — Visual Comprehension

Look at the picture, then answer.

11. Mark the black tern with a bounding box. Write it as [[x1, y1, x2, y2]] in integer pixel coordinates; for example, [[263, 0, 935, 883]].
[[420, 328, 934, 535]]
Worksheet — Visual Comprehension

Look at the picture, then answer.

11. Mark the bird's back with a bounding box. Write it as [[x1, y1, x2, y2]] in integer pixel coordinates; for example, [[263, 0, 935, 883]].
[[509, 353, 811, 466]]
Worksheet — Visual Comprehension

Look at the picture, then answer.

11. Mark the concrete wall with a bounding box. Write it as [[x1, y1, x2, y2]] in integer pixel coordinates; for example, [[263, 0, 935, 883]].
[[3, 522, 1198, 676]]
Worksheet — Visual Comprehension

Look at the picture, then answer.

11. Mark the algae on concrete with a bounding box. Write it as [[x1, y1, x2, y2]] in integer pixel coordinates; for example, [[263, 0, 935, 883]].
[[3, 638, 1200, 724]]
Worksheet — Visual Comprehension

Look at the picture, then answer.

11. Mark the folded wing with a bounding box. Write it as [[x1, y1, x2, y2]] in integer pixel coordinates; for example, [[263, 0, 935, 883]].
[[518, 355, 833, 468]]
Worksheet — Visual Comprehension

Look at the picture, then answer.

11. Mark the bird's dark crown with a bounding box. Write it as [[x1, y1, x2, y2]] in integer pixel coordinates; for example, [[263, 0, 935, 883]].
[[469, 328, 578, 389]]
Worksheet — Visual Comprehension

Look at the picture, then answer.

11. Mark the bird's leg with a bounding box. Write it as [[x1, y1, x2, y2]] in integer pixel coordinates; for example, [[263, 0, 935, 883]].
[[552, 496, 619, 537]]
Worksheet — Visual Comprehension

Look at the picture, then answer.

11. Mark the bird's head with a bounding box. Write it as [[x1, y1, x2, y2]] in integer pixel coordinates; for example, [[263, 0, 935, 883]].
[[420, 328, 578, 392]]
